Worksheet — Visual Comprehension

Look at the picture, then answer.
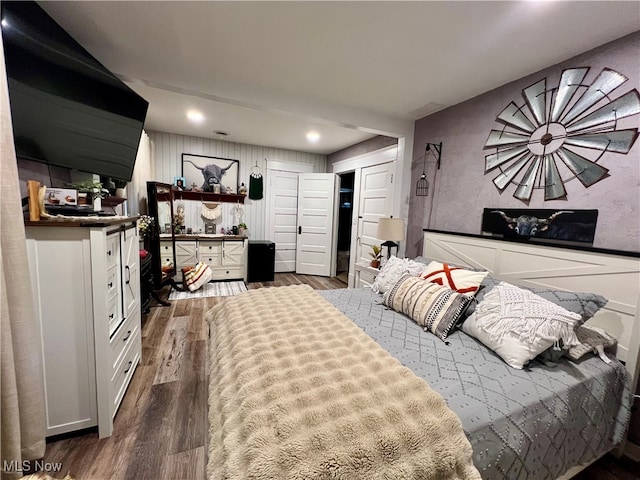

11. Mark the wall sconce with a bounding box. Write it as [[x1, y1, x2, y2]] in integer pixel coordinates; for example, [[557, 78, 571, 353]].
[[377, 217, 406, 259], [416, 142, 442, 196]]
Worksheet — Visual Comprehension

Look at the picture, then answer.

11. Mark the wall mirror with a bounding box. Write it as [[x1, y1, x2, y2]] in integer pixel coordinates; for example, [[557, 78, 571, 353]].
[[146, 181, 180, 296]]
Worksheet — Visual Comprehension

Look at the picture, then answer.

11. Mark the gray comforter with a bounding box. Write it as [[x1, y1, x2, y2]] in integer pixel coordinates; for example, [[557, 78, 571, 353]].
[[319, 287, 632, 480]]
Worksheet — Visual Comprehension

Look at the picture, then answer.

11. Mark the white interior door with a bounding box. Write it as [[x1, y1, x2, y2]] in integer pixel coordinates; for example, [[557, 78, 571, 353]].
[[295, 173, 339, 276], [266, 161, 314, 272], [268, 170, 299, 272], [355, 162, 395, 266]]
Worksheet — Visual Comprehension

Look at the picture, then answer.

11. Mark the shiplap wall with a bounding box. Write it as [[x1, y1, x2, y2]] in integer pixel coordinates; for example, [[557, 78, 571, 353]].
[[147, 131, 327, 240]]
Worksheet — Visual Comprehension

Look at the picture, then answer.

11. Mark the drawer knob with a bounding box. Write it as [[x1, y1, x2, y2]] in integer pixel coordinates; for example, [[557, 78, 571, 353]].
[[122, 330, 132, 342], [107, 250, 112, 256], [108, 282, 113, 288], [123, 360, 133, 374], [109, 313, 114, 319]]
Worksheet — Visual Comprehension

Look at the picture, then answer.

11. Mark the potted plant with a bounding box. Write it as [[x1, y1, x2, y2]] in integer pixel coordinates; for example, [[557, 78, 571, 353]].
[[67, 179, 108, 207], [238, 222, 248, 236], [369, 244, 382, 268]]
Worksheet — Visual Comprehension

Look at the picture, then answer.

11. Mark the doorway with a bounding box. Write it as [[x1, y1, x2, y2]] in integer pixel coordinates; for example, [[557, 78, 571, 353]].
[[265, 161, 314, 272], [336, 172, 354, 283]]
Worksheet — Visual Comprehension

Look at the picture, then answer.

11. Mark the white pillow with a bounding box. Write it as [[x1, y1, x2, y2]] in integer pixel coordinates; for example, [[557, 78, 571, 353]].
[[461, 282, 581, 369], [371, 256, 425, 294], [420, 261, 488, 296]]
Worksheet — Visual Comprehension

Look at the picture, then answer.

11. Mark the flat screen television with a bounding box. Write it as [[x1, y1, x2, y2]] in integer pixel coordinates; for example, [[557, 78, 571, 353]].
[[1, 1, 148, 182]]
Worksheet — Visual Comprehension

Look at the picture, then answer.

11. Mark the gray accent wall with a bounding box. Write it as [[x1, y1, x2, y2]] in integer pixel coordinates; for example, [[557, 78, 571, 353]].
[[407, 32, 640, 256]]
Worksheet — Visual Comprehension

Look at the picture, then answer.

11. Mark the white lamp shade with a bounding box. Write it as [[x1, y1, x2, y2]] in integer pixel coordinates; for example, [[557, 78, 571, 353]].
[[377, 217, 405, 241]]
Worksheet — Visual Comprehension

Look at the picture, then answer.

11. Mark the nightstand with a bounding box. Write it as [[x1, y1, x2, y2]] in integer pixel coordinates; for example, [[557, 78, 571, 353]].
[[354, 262, 381, 288]]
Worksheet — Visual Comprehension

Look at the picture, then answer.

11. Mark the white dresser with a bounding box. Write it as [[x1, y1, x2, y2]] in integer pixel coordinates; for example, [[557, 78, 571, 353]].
[[161, 236, 247, 281], [25, 218, 141, 438]]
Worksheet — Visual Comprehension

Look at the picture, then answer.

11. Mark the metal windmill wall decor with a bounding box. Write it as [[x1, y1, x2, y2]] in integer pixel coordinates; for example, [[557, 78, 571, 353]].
[[483, 67, 640, 201]]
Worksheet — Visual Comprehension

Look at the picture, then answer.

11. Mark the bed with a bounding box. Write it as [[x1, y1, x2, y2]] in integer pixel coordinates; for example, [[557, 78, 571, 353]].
[[206, 231, 639, 479]]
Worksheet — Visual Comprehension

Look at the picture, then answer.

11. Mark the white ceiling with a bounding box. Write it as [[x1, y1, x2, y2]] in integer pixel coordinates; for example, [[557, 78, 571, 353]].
[[39, 1, 640, 155]]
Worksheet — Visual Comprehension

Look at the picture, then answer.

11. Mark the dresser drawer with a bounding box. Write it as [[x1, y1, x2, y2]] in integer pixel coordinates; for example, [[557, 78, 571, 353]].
[[109, 310, 140, 371], [106, 235, 119, 267], [107, 296, 121, 337], [212, 266, 244, 280], [110, 329, 140, 417], [199, 241, 222, 254], [106, 265, 119, 298], [159, 241, 173, 255]]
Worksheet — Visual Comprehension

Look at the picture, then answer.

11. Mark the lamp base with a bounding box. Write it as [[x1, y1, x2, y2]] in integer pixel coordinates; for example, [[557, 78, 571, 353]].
[[381, 240, 399, 259]]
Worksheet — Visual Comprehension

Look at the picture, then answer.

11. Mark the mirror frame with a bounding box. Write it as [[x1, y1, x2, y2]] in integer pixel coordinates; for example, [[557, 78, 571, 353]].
[[146, 181, 178, 290]]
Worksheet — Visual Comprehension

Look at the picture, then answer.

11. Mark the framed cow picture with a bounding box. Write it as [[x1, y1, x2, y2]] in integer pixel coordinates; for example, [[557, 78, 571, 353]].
[[181, 153, 239, 194], [482, 208, 598, 245]]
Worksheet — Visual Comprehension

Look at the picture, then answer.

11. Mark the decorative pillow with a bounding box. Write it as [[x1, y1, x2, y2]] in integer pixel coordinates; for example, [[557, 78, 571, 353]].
[[461, 282, 581, 369], [420, 261, 488, 296], [183, 262, 213, 292], [464, 275, 608, 323], [567, 325, 617, 362], [383, 274, 472, 341], [371, 256, 426, 294]]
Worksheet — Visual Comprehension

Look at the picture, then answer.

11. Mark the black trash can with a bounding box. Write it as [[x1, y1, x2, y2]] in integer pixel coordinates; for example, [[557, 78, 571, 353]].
[[247, 240, 276, 283]]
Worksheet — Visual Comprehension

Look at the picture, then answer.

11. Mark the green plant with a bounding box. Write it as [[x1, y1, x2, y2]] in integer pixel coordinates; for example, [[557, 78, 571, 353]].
[[238, 222, 247, 229], [369, 245, 382, 261], [66, 179, 109, 198]]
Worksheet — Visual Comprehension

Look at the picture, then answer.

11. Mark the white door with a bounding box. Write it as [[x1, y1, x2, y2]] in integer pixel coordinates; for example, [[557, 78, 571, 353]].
[[295, 173, 339, 276], [268, 170, 304, 272], [355, 162, 395, 266]]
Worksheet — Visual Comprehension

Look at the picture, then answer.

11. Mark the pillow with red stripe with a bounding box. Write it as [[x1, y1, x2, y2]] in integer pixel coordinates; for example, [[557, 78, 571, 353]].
[[419, 261, 488, 296]]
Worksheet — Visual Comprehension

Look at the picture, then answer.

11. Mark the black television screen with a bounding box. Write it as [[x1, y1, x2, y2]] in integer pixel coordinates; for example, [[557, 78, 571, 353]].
[[1, 1, 148, 182]]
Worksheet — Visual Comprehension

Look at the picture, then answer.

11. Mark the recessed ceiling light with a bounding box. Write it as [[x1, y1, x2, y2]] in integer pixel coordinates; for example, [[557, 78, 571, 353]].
[[1, 18, 9, 29], [306, 132, 320, 143], [187, 110, 204, 123]]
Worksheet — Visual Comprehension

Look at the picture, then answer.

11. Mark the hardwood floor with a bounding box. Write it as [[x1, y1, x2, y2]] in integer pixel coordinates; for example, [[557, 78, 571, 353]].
[[42, 273, 639, 479]]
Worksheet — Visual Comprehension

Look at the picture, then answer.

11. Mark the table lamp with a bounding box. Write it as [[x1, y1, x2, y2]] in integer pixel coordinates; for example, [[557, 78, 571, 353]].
[[377, 217, 406, 259]]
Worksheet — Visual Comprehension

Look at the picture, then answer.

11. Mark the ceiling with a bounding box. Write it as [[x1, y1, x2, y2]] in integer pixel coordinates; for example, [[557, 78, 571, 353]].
[[39, 1, 640, 155]]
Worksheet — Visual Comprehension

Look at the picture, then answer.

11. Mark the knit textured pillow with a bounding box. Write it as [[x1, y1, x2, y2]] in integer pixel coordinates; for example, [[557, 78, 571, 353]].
[[461, 282, 581, 369], [420, 261, 488, 296], [466, 275, 608, 323], [383, 274, 472, 341], [371, 256, 426, 294]]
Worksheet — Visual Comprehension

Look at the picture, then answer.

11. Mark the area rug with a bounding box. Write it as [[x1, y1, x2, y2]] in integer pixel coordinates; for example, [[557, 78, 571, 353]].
[[168, 281, 247, 300]]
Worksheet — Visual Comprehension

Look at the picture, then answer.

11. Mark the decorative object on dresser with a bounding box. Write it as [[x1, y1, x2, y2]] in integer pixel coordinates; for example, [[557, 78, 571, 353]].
[[25, 218, 142, 438], [182, 153, 239, 193], [483, 67, 640, 201], [376, 217, 406, 259]]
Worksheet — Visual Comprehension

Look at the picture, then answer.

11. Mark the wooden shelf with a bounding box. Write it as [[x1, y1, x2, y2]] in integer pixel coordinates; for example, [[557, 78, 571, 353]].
[[101, 196, 127, 208], [173, 190, 245, 204]]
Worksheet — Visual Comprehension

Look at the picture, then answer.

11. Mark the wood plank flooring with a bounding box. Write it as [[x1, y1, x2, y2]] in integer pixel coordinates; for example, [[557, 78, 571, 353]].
[[42, 273, 639, 479]]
